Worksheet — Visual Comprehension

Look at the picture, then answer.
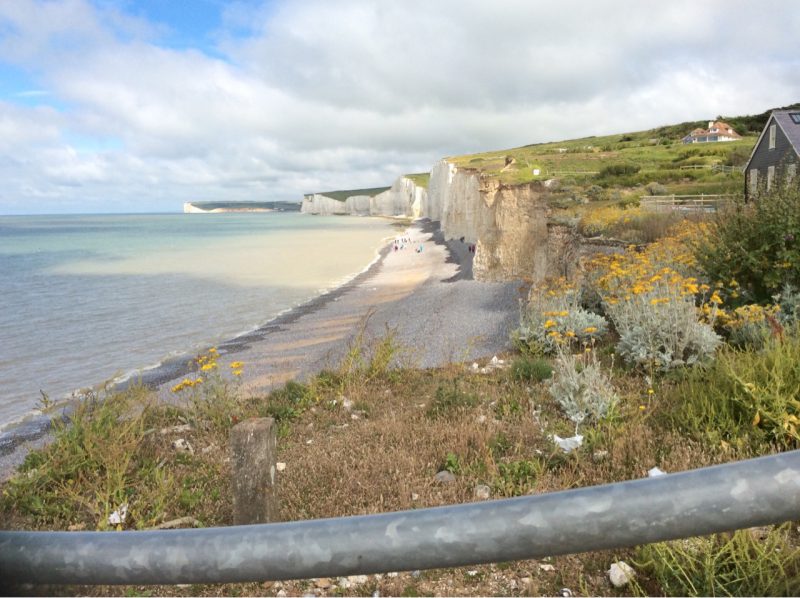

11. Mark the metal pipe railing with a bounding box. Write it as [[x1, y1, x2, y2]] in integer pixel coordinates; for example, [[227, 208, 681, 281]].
[[1, 451, 799, 586]]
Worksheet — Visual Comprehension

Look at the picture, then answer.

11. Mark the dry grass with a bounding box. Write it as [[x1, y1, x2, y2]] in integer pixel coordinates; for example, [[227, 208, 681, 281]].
[[3, 343, 797, 596]]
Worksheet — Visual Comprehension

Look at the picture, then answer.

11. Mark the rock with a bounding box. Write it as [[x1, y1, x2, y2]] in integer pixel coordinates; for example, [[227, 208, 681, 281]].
[[276, 590, 287, 597], [434, 470, 456, 484], [411, 492, 420, 501], [648, 466, 667, 477], [520, 577, 531, 585], [348, 575, 369, 585], [171, 438, 194, 455], [387, 572, 399, 578], [342, 398, 353, 411], [160, 423, 192, 435], [351, 413, 360, 420], [592, 450, 609, 462], [107, 503, 128, 525], [305, 439, 314, 444], [477, 414, 487, 424], [315, 577, 332, 589], [552, 434, 583, 453], [371, 591, 380, 598], [467, 570, 478, 577], [411, 570, 421, 578], [337, 577, 352, 589], [560, 588, 573, 597], [276, 462, 286, 472], [474, 484, 491, 500], [471, 362, 480, 371], [539, 563, 555, 572], [608, 561, 636, 588]]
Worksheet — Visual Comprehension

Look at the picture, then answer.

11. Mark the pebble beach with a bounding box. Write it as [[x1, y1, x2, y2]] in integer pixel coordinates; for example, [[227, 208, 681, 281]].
[[164, 218, 522, 399]]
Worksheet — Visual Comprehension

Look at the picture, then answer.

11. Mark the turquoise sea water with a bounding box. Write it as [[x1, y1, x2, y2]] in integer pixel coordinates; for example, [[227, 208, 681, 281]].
[[0, 212, 394, 430]]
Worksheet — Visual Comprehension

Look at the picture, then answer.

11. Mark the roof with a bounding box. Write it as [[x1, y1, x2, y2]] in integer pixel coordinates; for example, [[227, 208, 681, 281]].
[[683, 121, 741, 140], [710, 121, 740, 136], [773, 110, 800, 155], [744, 110, 800, 169]]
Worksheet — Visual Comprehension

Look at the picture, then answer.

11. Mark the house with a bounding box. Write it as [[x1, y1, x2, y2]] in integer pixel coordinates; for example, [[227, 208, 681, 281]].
[[744, 110, 800, 198], [682, 120, 742, 144]]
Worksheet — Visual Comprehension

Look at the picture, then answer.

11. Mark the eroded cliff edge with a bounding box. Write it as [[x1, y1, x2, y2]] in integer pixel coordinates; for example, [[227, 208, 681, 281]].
[[301, 177, 426, 217], [302, 162, 578, 283], [427, 160, 578, 283]]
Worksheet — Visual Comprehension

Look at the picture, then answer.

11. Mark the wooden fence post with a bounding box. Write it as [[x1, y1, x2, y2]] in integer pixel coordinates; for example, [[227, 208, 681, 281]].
[[230, 417, 278, 524]]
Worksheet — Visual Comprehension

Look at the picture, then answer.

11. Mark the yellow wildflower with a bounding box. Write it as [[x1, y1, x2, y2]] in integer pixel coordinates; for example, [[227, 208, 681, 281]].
[[543, 320, 557, 329], [230, 361, 244, 369], [583, 326, 597, 334]]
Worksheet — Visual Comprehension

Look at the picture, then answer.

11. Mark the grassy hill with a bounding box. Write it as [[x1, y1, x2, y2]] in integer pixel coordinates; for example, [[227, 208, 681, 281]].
[[449, 125, 754, 197]]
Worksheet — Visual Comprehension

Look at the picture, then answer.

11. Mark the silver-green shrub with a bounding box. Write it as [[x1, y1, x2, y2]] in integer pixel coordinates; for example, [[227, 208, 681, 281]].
[[548, 347, 618, 428], [516, 282, 608, 355]]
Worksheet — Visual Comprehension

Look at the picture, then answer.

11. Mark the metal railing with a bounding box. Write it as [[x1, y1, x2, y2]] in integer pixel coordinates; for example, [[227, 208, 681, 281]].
[[1, 451, 799, 586]]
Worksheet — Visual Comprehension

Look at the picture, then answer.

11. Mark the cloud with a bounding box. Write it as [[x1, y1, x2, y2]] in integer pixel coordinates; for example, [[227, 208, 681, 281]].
[[0, 0, 798, 213]]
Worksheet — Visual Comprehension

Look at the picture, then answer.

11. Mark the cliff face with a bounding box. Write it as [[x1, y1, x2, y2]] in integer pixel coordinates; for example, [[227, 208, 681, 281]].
[[301, 163, 577, 283], [301, 177, 426, 217], [427, 160, 578, 282]]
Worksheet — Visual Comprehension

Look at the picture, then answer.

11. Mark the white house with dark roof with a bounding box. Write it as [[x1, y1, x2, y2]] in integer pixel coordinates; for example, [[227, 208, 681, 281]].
[[744, 110, 800, 198], [681, 120, 742, 144]]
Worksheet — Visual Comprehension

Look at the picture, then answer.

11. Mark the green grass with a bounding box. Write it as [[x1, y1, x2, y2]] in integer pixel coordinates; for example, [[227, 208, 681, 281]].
[[403, 172, 430, 188], [315, 187, 391, 202], [448, 129, 755, 196]]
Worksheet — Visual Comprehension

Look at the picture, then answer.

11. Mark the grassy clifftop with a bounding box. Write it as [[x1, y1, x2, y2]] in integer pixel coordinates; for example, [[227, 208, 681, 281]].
[[447, 104, 800, 196], [448, 126, 755, 196]]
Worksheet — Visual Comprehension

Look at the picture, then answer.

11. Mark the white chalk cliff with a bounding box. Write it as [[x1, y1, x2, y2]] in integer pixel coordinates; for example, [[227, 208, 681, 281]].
[[301, 177, 425, 218], [304, 162, 575, 282]]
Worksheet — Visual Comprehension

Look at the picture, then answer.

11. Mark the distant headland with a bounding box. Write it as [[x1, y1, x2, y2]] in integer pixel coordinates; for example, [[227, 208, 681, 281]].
[[183, 201, 301, 213]]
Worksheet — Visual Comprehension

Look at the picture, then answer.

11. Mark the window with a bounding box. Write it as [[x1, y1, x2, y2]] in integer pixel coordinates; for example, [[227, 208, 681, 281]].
[[749, 169, 758, 194], [769, 124, 776, 149], [791, 113, 800, 124], [767, 165, 775, 190]]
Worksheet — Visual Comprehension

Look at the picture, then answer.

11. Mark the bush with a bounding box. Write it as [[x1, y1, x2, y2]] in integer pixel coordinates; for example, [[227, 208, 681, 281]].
[[510, 357, 553, 382], [669, 328, 800, 451], [549, 346, 618, 428], [692, 186, 800, 304], [515, 278, 608, 355], [599, 164, 641, 177], [645, 181, 668, 195], [606, 289, 721, 370]]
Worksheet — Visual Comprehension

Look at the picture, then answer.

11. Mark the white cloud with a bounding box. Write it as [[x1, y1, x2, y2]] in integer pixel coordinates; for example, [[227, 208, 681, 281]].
[[0, 0, 798, 213]]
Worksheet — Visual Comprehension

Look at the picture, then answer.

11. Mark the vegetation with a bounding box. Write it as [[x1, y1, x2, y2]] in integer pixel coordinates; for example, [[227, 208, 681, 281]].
[[404, 172, 431, 189], [693, 185, 800, 304], [448, 123, 754, 198], [5, 116, 800, 596], [314, 186, 391, 202]]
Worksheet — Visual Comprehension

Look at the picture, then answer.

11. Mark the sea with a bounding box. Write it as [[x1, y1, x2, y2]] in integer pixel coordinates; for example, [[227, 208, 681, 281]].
[[0, 212, 395, 441]]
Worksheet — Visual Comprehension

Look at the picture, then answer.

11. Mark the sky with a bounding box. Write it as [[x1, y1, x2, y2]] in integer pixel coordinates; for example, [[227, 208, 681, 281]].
[[0, 1, 798, 214]]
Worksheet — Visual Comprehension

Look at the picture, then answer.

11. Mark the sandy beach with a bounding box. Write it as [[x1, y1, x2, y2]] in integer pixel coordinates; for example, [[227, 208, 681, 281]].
[[161, 218, 521, 398]]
